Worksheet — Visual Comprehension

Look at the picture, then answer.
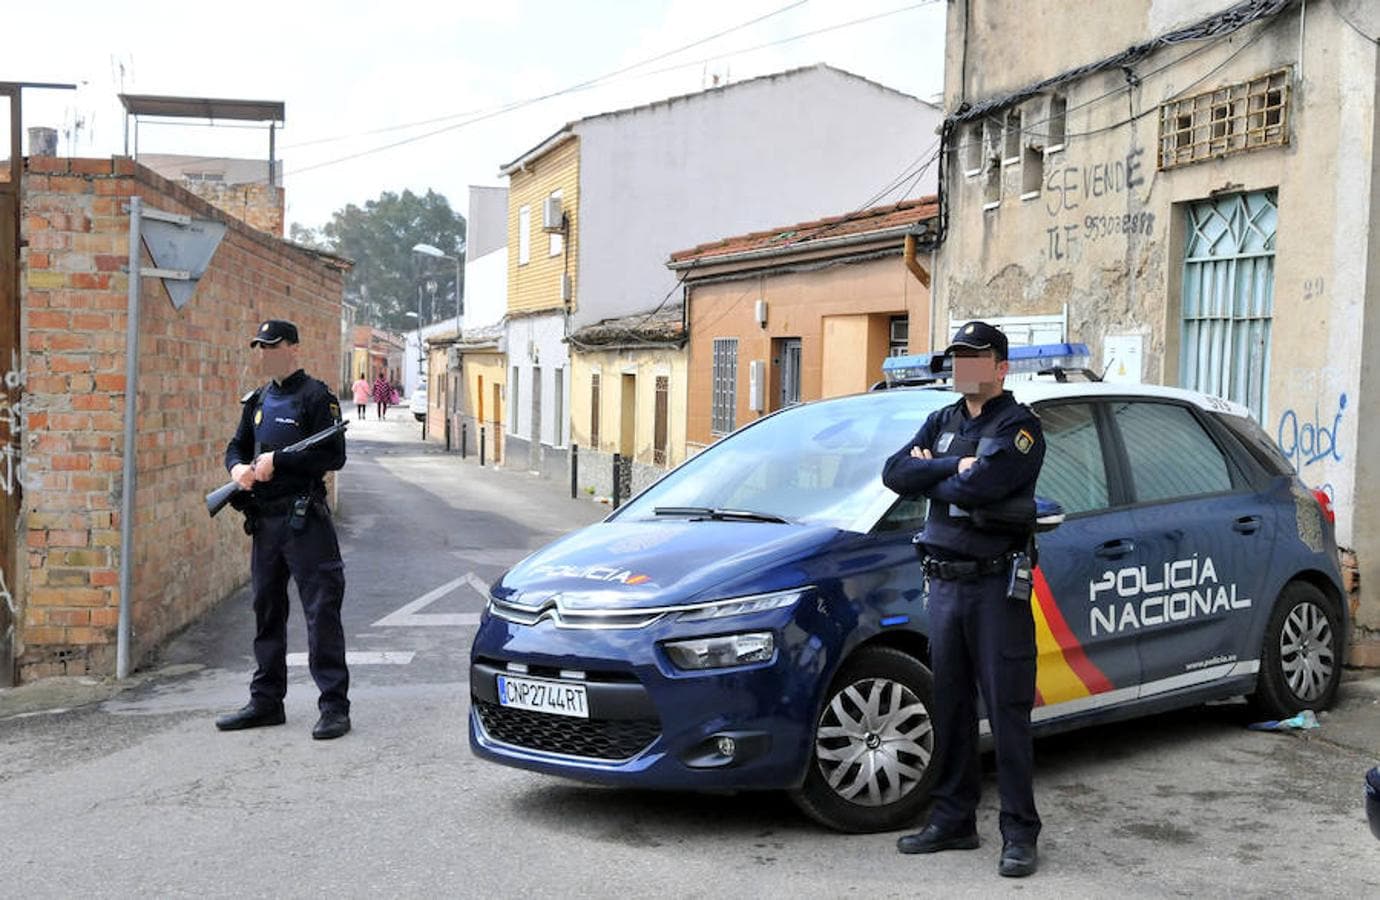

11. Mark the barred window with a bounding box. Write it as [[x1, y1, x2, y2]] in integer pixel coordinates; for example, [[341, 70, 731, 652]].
[[590, 373, 601, 449], [711, 338, 738, 436], [1158, 69, 1289, 170]]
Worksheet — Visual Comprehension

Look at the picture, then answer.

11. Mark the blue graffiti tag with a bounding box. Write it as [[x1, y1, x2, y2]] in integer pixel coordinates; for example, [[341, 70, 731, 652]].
[[1277, 394, 1347, 470]]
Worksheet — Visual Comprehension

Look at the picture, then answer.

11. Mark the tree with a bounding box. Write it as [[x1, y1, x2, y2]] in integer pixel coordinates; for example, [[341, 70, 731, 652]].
[[294, 189, 466, 332]]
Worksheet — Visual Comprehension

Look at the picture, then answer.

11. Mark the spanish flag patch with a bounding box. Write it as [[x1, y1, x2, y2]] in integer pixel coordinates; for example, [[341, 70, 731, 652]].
[[1014, 428, 1034, 454]]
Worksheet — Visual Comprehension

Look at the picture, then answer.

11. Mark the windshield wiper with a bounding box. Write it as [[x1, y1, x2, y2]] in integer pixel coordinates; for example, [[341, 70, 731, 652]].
[[653, 506, 791, 524]]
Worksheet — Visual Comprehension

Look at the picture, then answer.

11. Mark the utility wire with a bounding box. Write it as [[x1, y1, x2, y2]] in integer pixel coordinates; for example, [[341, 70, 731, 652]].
[[286, 1, 941, 176]]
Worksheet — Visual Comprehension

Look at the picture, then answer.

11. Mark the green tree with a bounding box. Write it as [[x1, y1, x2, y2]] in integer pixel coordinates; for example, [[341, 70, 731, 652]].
[[297, 189, 466, 331]]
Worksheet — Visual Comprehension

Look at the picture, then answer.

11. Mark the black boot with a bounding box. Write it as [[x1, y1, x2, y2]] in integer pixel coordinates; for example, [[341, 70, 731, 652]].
[[215, 703, 286, 731], [312, 710, 351, 740], [998, 840, 1038, 877], [896, 824, 980, 855]]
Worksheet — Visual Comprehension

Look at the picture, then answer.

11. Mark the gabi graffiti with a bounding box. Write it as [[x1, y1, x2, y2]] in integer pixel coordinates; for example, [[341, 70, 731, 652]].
[[1277, 394, 1346, 470]]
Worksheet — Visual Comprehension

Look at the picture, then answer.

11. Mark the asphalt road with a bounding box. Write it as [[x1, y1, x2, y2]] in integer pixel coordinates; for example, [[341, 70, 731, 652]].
[[1, 410, 1378, 897]]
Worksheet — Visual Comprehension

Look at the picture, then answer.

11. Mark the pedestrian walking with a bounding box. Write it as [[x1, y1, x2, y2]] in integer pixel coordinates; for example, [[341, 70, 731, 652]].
[[216, 319, 352, 740], [351, 371, 370, 420], [372, 371, 391, 420], [881, 321, 1046, 878]]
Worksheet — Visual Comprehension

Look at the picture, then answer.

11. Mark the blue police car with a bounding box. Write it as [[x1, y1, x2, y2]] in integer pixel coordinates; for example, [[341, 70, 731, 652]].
[[468, 351, 1346, 833]]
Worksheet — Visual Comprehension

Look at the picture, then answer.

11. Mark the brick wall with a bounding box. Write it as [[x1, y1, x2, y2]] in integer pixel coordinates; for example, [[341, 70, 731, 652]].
[[181, 180, 285, 238], [17, 157, 345, 680]]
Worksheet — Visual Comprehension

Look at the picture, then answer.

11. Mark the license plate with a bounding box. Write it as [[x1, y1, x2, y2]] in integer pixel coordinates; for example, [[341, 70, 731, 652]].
[[496, 674, 589, 719]]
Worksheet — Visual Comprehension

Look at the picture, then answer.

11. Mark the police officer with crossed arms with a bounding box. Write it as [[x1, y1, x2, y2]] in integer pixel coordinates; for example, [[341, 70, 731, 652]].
[[881, 321, 1046, 878], [216, 319, 352, 740]]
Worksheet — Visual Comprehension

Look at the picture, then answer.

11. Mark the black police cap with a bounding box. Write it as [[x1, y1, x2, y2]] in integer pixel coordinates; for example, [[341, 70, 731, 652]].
[[250, 319, 300, 347], [944, 320, 1008, 360]]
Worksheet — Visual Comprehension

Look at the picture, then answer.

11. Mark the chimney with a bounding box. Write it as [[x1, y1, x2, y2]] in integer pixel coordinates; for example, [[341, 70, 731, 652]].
[[27, 126, 58, 156]]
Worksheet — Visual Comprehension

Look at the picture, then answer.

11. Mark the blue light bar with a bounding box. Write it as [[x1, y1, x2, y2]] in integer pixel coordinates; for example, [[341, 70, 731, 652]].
[[880, 342, 1092, 386]]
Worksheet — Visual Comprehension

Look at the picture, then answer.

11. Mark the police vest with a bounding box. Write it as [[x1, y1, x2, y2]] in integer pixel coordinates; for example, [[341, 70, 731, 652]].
[[250, 377, 319, 502], [918, 395, 1038, 560]]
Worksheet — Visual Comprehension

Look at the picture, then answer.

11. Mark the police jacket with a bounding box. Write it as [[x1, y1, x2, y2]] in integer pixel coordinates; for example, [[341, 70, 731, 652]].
[[881, 391, 1045, 560], [224, 369, 346, 503]]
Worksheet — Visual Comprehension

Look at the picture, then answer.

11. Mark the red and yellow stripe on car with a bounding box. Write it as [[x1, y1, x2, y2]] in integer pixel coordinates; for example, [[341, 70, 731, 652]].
[[1030, 567, 1113, 706]]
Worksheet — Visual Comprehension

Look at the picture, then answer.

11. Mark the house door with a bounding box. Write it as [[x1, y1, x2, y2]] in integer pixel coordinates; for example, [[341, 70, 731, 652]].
[[620, 373, 636, 458], [492, 382, 502, 464], [779, 339, 802, 408]]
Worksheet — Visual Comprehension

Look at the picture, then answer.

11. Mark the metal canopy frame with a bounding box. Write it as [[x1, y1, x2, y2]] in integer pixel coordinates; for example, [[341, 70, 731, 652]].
[[118, 92, 286, 187]]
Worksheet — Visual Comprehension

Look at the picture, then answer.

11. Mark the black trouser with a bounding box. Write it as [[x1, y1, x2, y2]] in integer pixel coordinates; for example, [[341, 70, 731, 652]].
[[355, 403, 366, 420], [925, 568, 1040, 843], [249, 506, 349, 714]]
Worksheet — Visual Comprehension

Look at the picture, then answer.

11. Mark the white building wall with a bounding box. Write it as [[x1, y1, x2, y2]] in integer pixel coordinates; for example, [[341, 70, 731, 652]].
[[572, 64, 943, 327], [503, 312, 568, 444], [463, 247, 508, 331]]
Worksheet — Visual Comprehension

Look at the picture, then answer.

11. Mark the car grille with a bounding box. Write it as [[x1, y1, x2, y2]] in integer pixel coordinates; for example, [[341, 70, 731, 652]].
[[474, 700, 660, 761]]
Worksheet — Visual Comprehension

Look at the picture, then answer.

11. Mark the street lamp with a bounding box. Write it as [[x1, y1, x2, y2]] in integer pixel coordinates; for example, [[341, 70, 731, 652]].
[[411, 242, 463, 330]]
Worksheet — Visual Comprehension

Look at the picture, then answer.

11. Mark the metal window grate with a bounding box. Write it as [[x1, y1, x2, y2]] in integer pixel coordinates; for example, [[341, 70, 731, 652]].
[[653, 376, 669, 466], [1158, 69, 1290, 171], [711, 338, 738, 436]]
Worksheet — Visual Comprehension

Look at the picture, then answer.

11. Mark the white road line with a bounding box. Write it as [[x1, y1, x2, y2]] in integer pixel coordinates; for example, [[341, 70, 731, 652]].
[[371, 572, 489, 627], [286, 651, 415, 666]]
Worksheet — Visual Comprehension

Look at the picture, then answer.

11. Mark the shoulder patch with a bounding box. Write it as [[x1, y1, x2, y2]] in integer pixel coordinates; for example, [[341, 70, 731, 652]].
[[328, 401, 341, 421], [240, 388, 261, 404], [1014, 428, 1035, 454]]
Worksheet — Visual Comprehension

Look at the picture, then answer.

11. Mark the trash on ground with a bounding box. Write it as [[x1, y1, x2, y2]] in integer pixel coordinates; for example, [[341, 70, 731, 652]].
[[1247, 709, 1320, 731]]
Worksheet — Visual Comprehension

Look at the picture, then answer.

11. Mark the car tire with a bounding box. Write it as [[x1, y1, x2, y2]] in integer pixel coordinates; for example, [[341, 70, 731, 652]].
[[789, 645, 938, 833], [1249, 581, 1343, 718]]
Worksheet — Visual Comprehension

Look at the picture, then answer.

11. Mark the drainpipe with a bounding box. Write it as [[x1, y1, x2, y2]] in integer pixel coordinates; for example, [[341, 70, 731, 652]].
[[116, 197, 142, 679], [903, 233, 931, 289]]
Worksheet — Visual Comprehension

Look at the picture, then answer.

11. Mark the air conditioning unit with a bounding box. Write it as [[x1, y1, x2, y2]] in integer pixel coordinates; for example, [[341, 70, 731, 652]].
[[542, 195, 565, 233], [748, 360, 766, 412]]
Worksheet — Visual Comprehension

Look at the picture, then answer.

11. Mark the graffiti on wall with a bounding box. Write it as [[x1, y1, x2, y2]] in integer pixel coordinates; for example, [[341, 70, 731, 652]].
[[1043, 145, 1150, 262], [1277, 393, 1347, 472], [0, 353, 37, 495]]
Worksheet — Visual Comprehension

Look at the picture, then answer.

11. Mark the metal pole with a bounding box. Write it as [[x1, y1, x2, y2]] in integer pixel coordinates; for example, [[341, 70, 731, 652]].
[[479, 426, 486, 467], [612, 453, 622, 509], [268, 121, 277, 188], [570, 443, 578, 499], [461, 420, 467, 459], [116, 197, 142, 679]]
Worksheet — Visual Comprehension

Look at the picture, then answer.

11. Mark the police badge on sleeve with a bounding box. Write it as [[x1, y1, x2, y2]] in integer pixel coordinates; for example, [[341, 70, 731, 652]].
[[1014, 428, 1034, 454]]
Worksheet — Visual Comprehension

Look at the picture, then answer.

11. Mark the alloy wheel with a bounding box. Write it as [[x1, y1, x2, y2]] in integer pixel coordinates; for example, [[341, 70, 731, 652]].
[[1279, 600, 1335, 702]]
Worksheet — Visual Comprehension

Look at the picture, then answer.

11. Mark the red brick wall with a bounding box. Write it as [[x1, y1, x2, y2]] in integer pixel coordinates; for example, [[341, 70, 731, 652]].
[[182, 180, 285, 238], [17, 157, 346, 680]]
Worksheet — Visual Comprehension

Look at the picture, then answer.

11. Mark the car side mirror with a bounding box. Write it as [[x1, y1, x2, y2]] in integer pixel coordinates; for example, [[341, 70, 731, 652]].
[[1035, 496, 1065, 533]]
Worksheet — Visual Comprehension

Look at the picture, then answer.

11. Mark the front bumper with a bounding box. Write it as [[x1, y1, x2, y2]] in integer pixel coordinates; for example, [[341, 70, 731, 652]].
[[467, 605, 829, 791]]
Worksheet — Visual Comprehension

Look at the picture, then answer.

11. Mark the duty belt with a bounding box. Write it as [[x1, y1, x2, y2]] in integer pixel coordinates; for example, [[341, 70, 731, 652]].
[[922, 555, 1010, 580]]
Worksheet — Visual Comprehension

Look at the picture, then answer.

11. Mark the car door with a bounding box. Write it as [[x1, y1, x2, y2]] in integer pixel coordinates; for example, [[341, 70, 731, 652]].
[[1027, 401, 1139, 722], [1106, 399, 1276, 693]]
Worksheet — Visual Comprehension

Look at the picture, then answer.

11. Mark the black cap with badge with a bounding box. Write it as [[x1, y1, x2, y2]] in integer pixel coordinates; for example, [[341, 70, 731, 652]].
[[250, 319, 300, 347], [944, 320, 1008, 360]]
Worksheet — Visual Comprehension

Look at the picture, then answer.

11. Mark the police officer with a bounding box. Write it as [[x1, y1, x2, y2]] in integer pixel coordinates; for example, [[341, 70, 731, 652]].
[[215, 319, 352, 740], [881, 321, 1045, 878]]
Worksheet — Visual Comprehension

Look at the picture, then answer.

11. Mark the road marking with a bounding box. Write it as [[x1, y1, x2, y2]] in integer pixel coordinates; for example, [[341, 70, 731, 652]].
[[286, 651, 415, 666], [371, 572, 489, 627]]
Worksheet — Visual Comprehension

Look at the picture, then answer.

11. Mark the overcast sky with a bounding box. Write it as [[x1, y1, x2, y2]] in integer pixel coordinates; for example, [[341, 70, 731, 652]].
[[7, 0, 946, 231]]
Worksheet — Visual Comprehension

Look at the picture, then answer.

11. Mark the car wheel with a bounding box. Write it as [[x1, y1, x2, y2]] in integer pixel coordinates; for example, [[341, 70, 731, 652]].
[[1250, 581, 1342, 718], [789, 645, 937, 833]]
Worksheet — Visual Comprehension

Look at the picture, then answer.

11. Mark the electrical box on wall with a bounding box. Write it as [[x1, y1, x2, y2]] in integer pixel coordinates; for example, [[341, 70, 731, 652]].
[[754, 299, 768, 327], [748, 360, 766, 412]]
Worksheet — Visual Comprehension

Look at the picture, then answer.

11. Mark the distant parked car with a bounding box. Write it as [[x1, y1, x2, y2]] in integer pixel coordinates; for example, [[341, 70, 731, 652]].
[[410, 387, 427, 422]]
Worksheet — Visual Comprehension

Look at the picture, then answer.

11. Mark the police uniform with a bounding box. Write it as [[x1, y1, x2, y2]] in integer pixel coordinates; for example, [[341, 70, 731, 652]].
[[217, 320, 350, 739], [881, 321, 1045, 877]]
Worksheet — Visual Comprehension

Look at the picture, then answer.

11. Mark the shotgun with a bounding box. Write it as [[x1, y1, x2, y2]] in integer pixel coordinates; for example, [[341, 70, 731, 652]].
[[206, 420, 348, 518]]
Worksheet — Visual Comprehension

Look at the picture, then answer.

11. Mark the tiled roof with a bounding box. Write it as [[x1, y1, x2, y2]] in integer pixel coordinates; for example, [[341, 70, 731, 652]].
[[669, 196, 938, 265], [567, 305, 685, 349]]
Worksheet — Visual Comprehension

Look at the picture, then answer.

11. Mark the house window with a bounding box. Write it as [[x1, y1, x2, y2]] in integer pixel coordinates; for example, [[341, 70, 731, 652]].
[[653, 376, 669, 466], [1046, 93, 1067, 150], [590, 373, 601, 449], [518, 205, 531, 265], [982, 117, 1002, 209], [509, 366, 520, 434], [711, 338, 738, 436], [889, 316, 909, 356], [1003, 109, 1022, 162], [1180, 190, 1277, 422], [1158, 68, 1290, 170], [963, 121, 984, 175], [548, 190, 564, 256], [1021, 143, 1043, 197]]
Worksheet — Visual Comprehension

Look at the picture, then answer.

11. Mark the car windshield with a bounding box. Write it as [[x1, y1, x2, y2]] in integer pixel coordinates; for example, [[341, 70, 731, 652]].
[[615, 390, 953, 530]]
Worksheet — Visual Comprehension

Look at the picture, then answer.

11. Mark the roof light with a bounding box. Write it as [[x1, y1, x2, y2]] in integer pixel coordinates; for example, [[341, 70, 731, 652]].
[[880, 342, 1094, 387]]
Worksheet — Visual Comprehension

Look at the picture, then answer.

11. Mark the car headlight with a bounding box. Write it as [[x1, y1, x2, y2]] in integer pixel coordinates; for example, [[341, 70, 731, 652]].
[[663, 632, 775, 670], [675, 589, 805, 623]]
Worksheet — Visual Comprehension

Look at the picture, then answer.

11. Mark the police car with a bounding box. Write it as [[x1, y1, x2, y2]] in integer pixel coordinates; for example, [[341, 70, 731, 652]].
[[468, 346, 1346, 833]]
